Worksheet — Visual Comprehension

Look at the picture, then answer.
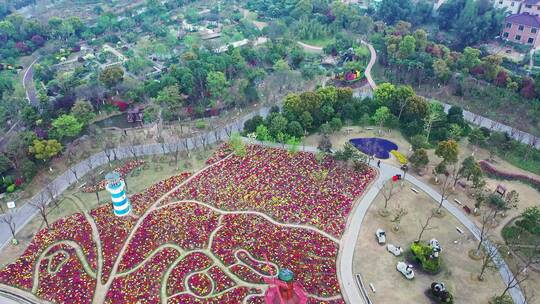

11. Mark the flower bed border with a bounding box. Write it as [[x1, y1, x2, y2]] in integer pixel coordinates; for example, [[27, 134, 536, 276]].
[[479, 160, 540, 192]]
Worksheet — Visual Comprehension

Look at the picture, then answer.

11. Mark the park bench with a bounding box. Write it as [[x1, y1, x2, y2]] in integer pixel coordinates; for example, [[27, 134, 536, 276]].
[[454, 199, 463, 206]]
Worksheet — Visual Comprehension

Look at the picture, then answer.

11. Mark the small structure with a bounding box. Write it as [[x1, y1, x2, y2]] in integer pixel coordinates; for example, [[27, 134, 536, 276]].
[[496, 184, 507, 196], [127, 107, 144, 123], [264, 269, 307, 304], [105, 172, 131, 217]]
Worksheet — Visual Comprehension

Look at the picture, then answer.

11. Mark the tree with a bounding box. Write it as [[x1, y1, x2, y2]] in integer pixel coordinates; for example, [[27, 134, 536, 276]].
[[70, 99, 95, 125], [433, 59, 451, 83], [156, 84, 184, 107], [373, 106, 391, 132], [374, 83, 396, 106], [459, 47, 481, 73], [417, 212, 436, 242], [456, 156, 483, 187], [411, 134, 429, 150], [0, 153, 12, 175], [410, 148, 429, 172], [32, 192, 51, 229], [52, 114, 83, 140], [206, 71, 229, 102], [229, 133, 246, 157], [318, 135, 332, 153], [380, 181, 397, 209], [478, 240, 502, 281], [268, 114, 288, 139], [398, 35, 416, 59], [435, 139, 459, 164], [255, 124, 270, 141], [28, 139, 62, 162], [0, 210, 17, 244], [99, 66, 124, 89]]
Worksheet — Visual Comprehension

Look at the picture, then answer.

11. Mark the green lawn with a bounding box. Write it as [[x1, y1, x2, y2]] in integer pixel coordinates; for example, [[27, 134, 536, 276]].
[[300, 37, 335, 48]]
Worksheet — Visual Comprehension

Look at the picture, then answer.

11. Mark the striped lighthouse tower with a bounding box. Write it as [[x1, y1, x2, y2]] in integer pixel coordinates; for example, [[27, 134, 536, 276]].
[[105, 171, 132, 217]]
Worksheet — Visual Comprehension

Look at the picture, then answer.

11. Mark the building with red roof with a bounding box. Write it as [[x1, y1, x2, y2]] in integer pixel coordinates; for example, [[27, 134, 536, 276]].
[[502, 13, 540, 47]]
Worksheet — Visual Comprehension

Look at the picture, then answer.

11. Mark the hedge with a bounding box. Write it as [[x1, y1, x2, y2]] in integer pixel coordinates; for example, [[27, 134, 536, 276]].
[[391, 150, 408, 165], [479, 160, 540, 192], [410, 241, 441, 274]]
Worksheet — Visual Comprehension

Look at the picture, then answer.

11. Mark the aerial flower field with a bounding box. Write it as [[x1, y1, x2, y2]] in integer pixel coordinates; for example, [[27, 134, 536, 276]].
[[0, 145, 376, 303]]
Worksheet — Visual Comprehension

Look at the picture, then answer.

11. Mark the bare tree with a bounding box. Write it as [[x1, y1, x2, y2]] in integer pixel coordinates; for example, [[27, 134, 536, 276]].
[[127, 135, 141, 162], [0, 210, 17, 242], [498, 243, 540, 299], [224, 124, 234, 138], [181, 138, 190, 157], [87, 173, 101, 205], [200, 132, 210, 151], [379, 182, 397, 209], [31, 192, 50, 229], [474, 210, 497, 257], [478, 241, 502, 281], [213, 128, 222, 143], [417, 212, 437, 242], [168, 141, 182, 169], [44, 180, 60, 209], [65, 146, 80, 181], [156, 135, 167, 155], [391, 205, 408, 231], [103, 138, 117, 165], [436, 170, 452, 213]]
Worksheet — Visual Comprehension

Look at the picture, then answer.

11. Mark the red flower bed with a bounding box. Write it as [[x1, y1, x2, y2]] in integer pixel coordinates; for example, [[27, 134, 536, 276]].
[[206, 144, 232, 165], [0, 213, 97, 291], [118, 203, 220, 272], [105, 248, 180, 304], [173, 145, 376, 237], [479, 160, 540, 191], [130, 172, 191, 214], [166, 252, 214, 295], [214, 213, 340, 297], [81, 160, 145, 193], [187, 273, 213, 296], [35, 245, 96, 304], [0, 145, 374, 303]]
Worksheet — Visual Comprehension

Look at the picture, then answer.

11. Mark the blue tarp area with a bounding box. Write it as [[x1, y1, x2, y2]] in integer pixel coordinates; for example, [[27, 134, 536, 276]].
[[349, 138, 398, 159]]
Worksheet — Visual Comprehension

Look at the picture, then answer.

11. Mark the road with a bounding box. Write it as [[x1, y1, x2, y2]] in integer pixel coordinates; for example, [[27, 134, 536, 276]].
[[297, 41, 324, 53], [360, 40, 378, 91], [23, 57, 40, 107]]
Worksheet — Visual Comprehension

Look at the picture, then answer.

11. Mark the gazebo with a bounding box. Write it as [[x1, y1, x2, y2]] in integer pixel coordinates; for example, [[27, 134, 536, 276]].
[[264, 269, 307, 304]]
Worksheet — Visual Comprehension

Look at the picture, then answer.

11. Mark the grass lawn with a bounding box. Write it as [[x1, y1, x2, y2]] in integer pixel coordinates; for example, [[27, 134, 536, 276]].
[[300, 37, 335, 48]]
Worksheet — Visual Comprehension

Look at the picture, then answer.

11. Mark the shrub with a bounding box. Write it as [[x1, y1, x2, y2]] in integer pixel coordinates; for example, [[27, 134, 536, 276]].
[[479, 161, 540, 191], [6, 184, 16, 193], [195, 120, 207, 130], [391, 150, 408, 165], [410, 241, 441, 274]]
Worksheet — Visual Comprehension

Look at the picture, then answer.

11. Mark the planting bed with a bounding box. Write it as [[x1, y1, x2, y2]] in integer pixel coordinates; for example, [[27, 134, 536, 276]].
[[349, 138, 398, 159], [0, 145, 376, 303]]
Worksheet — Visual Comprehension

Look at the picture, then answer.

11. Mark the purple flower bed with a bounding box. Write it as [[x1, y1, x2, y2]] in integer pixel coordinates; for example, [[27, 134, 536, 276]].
[[349, 138, 398, 159], [479, 161, 540, 192]]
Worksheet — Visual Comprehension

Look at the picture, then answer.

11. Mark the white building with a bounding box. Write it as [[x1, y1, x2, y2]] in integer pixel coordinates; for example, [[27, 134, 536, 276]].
[[494, 0, 522, 14]]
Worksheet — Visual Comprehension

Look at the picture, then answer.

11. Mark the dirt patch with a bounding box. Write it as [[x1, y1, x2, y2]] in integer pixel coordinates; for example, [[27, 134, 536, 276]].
[[353, 181, 506, 303]]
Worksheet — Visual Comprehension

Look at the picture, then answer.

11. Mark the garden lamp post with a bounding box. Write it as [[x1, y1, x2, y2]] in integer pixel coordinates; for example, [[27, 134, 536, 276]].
[[401, 164, 409, 184]]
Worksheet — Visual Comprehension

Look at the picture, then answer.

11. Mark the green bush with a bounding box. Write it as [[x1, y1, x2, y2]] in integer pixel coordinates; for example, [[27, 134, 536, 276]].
[[410, 241, 441, 274], [195, 120, 207, 130], [6, 184, 15, 193], [502, 226, 521, 240]]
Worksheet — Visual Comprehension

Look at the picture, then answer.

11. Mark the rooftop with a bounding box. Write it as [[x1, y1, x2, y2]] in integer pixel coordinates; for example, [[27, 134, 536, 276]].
[[506, 13, 540, 28]]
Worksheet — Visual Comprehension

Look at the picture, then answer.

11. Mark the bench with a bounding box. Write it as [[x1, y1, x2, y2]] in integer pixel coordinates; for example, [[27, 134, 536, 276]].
[[410, 188, 419, 194], [463, 205, 471, 214], [454, 199, 463, 206], [78, 182, 87, 188], [456, 227, 464, 234]]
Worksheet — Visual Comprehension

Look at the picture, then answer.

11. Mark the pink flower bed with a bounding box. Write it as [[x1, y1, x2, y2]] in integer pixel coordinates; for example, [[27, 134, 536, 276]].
[[35, 245, 96, 304], [479, 160, 540, 191], [173, 145, 376, 237], [81, 160, 145, 193], [105, 248, 181, 303], [214, 213, 340, 297], [129, 172, 191, 214], [0, 145, 373, 303], [0, 213, 97, 290], [206, 143, 232, 165]]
